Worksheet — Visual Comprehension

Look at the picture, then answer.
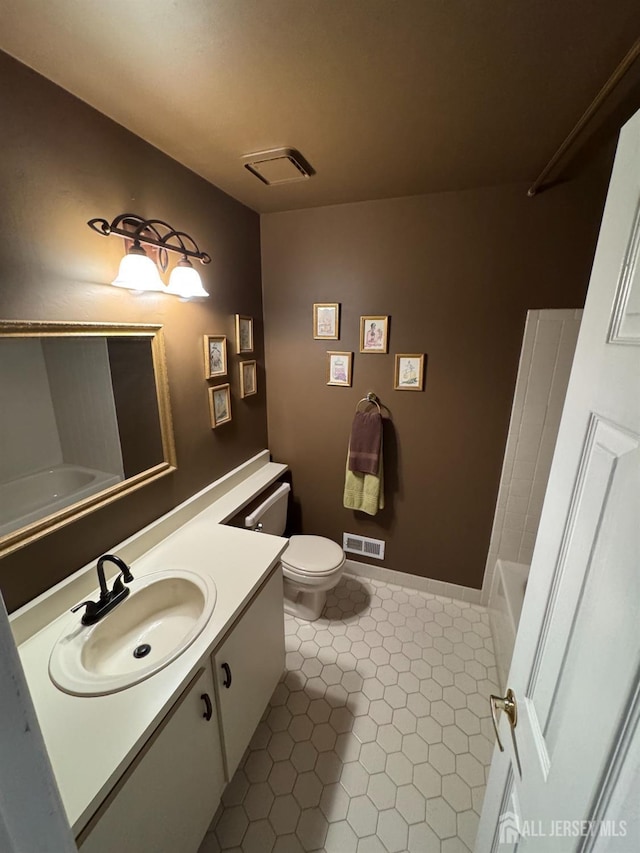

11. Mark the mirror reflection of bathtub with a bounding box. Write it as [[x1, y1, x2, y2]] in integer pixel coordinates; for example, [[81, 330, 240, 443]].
[[0, 465, 122, 539], [0, 321, 176, 557]]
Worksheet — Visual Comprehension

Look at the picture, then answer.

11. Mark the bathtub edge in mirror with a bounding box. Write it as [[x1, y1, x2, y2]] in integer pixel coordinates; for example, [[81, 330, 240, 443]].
[[0, 320, 177, 558]]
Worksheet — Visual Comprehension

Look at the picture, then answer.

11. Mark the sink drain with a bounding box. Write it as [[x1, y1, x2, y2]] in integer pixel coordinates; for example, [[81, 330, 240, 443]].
[[133, 643, 152, 659]]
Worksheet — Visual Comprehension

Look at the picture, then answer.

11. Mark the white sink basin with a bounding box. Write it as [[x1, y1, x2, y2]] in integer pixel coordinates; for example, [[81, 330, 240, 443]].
[[49, 570, 216, 696]]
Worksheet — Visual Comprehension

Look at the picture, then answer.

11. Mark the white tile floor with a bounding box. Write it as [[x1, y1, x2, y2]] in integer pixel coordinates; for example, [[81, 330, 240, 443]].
[[199, 573, 498, 853]]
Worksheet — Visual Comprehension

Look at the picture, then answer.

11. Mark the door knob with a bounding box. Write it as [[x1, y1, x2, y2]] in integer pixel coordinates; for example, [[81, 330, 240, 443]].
[[489, 688, 518, 752]]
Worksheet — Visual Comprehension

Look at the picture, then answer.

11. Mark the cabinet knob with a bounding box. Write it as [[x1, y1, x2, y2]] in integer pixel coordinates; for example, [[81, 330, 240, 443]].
[[221, 662, 232, 689], [201, 692, 213, 721]]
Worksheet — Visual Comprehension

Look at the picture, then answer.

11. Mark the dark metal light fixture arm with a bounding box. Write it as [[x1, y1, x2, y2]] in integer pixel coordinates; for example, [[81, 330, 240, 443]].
[[87, 213, 211, 264], [161, 228, 208, 260]]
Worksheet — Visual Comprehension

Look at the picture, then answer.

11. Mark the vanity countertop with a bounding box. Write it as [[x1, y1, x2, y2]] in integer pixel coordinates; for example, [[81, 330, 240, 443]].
[[16, 459, 289, 836]]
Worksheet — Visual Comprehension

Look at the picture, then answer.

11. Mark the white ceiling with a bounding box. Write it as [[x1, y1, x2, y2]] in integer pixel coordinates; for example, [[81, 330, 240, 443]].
[[0, 1, 637, 213]]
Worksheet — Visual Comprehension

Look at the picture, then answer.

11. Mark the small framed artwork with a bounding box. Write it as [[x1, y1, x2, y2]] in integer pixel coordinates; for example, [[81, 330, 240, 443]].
[[360, 315, 389, 353], [327, 351, 353, 387], [208, 383, 232, 428], [313, 303, 340, 340], [394, 353, 425, 391], [235, 315, 254, 353], [240, 360, 258, 398], [203, 335, 227, 379]]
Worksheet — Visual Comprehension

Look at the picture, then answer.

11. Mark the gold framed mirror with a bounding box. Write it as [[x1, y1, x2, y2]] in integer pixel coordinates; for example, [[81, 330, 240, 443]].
[[0, 320, 176, 557]]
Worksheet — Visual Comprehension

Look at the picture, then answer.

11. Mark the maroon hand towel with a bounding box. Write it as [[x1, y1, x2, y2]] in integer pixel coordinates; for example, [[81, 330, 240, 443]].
[[348, 411, 383, 474]]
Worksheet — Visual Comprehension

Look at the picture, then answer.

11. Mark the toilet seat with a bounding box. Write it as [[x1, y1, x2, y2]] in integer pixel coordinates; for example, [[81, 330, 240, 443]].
[[281, 535, 345, 577]]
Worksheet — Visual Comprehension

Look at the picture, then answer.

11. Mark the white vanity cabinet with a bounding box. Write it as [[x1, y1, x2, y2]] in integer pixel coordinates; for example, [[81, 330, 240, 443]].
[[78, 665, 225, 853], [213, 568, 285, 779], [76, 566, 285, 852]]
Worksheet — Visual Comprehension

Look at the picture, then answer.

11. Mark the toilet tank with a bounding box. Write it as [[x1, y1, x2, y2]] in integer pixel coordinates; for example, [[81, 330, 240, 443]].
[[244, 482, 290, 535]]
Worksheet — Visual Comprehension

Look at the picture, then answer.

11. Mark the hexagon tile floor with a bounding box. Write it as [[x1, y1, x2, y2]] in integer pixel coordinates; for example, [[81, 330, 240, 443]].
[[199, 573, 497, 853]]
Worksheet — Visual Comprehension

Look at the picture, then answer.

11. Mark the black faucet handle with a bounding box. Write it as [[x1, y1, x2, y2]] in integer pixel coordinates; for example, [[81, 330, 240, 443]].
[[71, 599, 102, 625], [112, 574, 129, 595]]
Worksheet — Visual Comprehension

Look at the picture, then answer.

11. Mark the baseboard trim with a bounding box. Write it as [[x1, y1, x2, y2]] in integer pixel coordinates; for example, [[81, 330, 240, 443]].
[[343, 559, 482, 605]]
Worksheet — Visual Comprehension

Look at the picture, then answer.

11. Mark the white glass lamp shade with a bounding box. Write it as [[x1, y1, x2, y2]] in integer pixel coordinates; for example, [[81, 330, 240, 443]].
[[111, 244, 166, 293], [166, 258, 209, 298]]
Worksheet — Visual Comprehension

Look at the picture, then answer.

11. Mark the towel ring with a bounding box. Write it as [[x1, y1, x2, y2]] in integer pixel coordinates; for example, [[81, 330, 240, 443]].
[[356, 392, 381, 414]]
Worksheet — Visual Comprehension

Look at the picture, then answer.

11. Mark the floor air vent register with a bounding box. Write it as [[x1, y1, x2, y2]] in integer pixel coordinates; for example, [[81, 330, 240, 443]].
[[342, 533, 385, 560]]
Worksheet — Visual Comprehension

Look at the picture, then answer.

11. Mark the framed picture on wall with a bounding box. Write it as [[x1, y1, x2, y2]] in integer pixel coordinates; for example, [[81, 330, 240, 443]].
[[240, 360, 258, 398], [203, 335, 227, 379], [360, 315, 389, 353], [313, 303, 340, 339], [326, 351, 353, 386], [208, 383, 232, 428], [235, 315, 254, 353], [394, 353, 425, 391]]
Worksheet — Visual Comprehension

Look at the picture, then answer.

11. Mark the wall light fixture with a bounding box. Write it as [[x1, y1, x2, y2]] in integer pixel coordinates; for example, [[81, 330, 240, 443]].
[[88, 213, 211, 298]]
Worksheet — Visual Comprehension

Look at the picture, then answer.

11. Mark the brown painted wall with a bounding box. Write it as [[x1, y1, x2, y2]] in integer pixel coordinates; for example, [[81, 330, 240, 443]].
[[261, 163, 613, 589], [0, 52, 267, 611]]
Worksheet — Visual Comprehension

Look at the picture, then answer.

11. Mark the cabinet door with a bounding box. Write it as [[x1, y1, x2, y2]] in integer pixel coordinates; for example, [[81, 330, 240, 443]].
[[79, 666, 225, 853], [214, 569, 285, 779]]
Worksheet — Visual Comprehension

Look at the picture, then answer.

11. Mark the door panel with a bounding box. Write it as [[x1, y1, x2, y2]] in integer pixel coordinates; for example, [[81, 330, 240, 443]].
[[477, 108, 640, 852], [530, 417, 639, 740], [609, 194, 640, 344]]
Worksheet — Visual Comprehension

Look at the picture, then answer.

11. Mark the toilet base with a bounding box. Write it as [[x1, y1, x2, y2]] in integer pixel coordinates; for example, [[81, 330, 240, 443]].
[[283, 586, 327, 621]]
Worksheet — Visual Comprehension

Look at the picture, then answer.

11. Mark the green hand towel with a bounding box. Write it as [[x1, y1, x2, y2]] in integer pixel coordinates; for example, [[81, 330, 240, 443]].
[[343, 441, 384, 515]]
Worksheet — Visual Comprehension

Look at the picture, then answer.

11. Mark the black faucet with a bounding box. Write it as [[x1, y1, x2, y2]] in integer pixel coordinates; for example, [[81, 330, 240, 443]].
[[71, 554, 134, 626]]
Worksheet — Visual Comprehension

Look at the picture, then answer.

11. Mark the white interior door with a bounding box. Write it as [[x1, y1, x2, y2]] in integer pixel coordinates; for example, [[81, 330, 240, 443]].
[[476, 109, 640, 851]]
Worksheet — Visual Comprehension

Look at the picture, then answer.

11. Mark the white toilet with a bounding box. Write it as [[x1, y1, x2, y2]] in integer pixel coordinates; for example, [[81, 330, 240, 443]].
[[245, 482, 346, 621]]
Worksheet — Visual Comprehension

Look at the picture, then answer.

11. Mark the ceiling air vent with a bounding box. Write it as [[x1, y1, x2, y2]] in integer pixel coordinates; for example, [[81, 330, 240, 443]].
[[242, 148, 314, 186]]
